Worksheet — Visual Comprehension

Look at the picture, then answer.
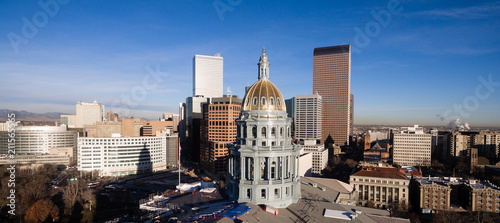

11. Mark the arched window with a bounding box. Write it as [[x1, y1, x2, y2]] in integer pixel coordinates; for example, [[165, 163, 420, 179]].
[[287, 127, 291, 137], [270, 97, 274, 105], [271, 127, 276, 137], [277, 97, 281, 106], [252, 126, 257, 138], [280, 127, 283, 137], [246, 98, 250, 106], [271, 161, 276, 179], [253, 97, 258, 106], [261, 127, 267, 138], [261, 97, 266, 106]]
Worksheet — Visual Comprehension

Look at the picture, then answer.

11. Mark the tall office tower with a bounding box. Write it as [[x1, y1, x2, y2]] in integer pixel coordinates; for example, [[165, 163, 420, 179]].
[[75, 101, 105, 128], [200, 95, 242, 175], [227, 49, 301, 208], [393, 125, 432, 166], [295, 94, 322, 142], [313, 45, 351, 146], [285, 97, 296, 139], [295, 94, 326, 176], [193, 54, 223, 98], [350, 94, 354, 135]]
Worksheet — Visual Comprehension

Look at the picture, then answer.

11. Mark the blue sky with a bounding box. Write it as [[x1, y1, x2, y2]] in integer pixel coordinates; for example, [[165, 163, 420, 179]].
[[1, 0, 499, 127]]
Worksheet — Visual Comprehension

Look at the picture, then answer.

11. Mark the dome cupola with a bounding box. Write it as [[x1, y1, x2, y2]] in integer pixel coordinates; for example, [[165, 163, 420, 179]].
[[243, 48, 286, 111]]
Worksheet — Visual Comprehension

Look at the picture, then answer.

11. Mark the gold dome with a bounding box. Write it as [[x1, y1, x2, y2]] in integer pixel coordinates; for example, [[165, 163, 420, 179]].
[[242, 79, 286, 111]]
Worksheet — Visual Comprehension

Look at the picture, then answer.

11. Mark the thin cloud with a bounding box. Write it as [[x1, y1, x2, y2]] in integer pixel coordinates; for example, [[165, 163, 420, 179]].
[[412, 2, 500, 19]]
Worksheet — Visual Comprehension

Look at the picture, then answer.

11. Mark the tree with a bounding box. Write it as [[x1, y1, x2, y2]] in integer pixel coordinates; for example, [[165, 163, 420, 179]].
[[80, 187, 96, 212], [346, 159, 358, 169], [24, 199, 59, 223], [62, 180, 80, 214]]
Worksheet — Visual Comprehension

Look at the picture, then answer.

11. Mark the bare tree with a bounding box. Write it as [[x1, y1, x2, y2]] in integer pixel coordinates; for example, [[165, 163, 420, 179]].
[[62, 180, 80, 214], [80, 187, 96, 212]]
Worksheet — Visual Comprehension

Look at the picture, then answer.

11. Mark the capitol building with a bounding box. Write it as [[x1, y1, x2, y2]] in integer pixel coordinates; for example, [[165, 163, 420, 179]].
[[226, 49, 301, 208]]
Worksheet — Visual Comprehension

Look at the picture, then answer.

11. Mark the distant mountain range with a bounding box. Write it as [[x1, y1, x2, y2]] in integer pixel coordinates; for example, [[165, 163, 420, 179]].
[[0, 109, 65, 121]]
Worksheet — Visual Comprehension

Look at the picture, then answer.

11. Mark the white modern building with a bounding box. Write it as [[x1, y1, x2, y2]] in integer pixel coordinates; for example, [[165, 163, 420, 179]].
[[78, 135, 178, 176], [61, 101, 105, 128], [193, 54, 223, 98], [393, 125, 432, 166], [301, 140, 328, 176], [294, 94, 325, 176], [298, 152, 313, 177], [295, 94, 322, 141], [0, 125, 78, 155]]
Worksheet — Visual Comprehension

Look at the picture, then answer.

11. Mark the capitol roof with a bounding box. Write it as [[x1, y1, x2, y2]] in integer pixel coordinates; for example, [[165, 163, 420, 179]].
[[242, 48, 286, 112]]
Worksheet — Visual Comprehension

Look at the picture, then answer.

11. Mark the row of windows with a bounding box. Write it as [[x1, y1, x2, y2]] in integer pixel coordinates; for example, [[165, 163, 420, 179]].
[[246, 96, 282, 107], [244, 186, 292, 200]]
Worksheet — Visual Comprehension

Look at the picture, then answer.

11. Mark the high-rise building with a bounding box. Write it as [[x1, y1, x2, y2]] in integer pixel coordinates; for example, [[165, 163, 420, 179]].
[[227, 49, 301, 208], [474, 132, 500, 160], [200, 95, 242, 175], [294, 94, 326, 176], [193, 54, 223, 98], [183, 54, 224, 163], [313, 45, 351, 146], [393, 125, 432, 166], [350, 94, 354, 135], [295, 94, 322, 142]]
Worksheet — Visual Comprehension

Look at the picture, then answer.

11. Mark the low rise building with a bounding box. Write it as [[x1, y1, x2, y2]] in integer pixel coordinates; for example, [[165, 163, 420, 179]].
[[412, 177, 455, 213], [350, 166, 409, 208], [299, 151, 313, 177], [78, 135, 178, 176], [301, 140, 328, 176], [465, 180, 500, 213], [0, 125, 78, 156]]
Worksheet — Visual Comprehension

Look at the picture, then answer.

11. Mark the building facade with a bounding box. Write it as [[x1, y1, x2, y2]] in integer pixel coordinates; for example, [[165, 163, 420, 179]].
[[313, 45, 351, 146], [78, 135, 178, 176], [0, 125, 77, 155], [301, 142, 328, 175], [350, 166, 409, 208], [412, 177, 454, 213], [474, 132, 500, 160], [465, 180, 500, 213], [294, 94, 322, 142], [76, 101, 105, 128], [200, 95, 242, 175], [227, 49, 301, 208], [393, 125, 432, 166], [193, 54, 223, 98]]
